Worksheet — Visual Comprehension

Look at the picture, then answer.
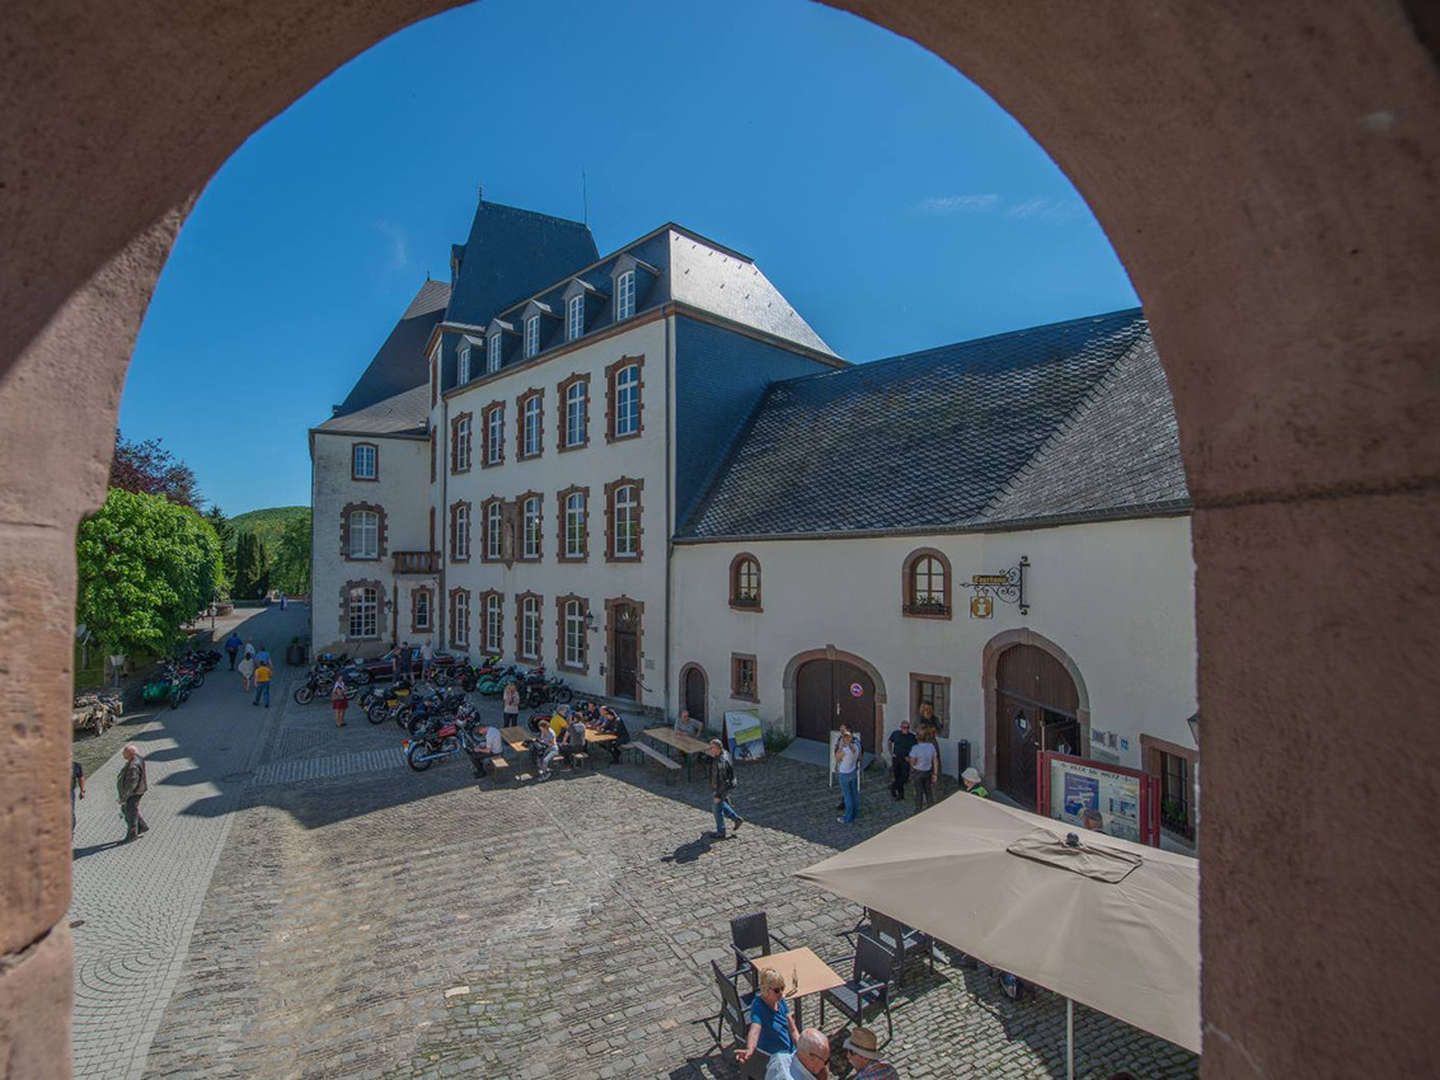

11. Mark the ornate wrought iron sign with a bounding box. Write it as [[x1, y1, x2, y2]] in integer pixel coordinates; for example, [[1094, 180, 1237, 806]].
[[963, 555, 1029, 617]]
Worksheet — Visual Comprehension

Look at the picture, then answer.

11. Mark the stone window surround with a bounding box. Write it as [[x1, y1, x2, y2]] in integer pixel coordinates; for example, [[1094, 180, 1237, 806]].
[[448, 586, 470, 649], [517, 490, 543, 562], [555, 593, 589, 674], [350, 441, 378, 482], [480, 496, 506, 563], [603, 596, 645, 702], [729, 551, 762, 611], [516, 386, 545, 460], [730, 652, 759, 703], [479, 589, 504, 655], [449, 499, 471, 563], [429, 427, 436, 483], [604, 353, 645, 444], [557, 371, 590, 452], [557, 484, 590, 563], [481, 399, 506, 468], [603, 476, 645, 563], [410, 585, 433, 634], [1140, 733, 1199, 840], [902, 546, 953, 620], [340, 501, 387, 562], [515, 590, 543, 662], [909, 671, 952, 739], [451, 410, 473, 474], [339, 578, 385, 641]]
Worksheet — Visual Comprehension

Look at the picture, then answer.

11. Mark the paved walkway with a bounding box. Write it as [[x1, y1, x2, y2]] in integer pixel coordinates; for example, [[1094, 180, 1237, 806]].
[[69, 605, 307, 1080]]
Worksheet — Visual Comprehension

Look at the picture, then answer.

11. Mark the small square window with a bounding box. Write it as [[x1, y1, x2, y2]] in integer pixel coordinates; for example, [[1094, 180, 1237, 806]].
[[352, 444, 376, 480]]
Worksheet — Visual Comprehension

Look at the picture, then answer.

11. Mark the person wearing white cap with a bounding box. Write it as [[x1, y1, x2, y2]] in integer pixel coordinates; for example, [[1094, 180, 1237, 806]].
[[962, 766, 989, 798], [842, 1027, 899, 1080]]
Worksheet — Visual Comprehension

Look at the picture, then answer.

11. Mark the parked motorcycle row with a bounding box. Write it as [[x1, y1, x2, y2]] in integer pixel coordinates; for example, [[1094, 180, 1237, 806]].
[[140, 647, 220, 711]]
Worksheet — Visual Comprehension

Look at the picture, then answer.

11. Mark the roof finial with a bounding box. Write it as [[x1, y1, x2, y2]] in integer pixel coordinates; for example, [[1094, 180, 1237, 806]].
[[477, 182, 484, 203]]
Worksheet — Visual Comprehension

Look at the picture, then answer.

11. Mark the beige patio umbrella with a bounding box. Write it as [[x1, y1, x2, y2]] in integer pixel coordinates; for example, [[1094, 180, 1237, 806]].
[[795, 793, 1199, 1067]]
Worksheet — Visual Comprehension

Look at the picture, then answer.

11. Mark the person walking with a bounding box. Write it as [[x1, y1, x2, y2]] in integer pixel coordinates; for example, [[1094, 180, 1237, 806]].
[[502, 680, 520, 729], [887, 719, 917, 801], [255, 642, 271, 667], [116, 744, 149, 842], [835, 729, 860, 824], [909, 731, 938, 813], [253, 658, 273, 707], [237, 652, 255, 691], [223, 630, 243, 670], [71, 759, 86, 832], [841, 1028, 899, 1080], [331, 676, 349, 728], [279, 591, 287, 610], [709, 737, 743, 839]]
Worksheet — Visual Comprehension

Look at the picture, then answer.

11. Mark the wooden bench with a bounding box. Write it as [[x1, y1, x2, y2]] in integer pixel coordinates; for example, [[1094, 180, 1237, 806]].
[[628, 740, 682, 781]]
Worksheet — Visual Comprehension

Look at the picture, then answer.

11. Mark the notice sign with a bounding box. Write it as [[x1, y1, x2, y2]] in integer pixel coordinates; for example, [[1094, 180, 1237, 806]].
[[1038, 752, 1160, 846], [723, 710, 765, 762]]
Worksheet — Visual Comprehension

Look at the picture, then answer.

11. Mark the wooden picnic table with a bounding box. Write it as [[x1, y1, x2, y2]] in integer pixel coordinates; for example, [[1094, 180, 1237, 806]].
[[751, 946, 844, 1028], [641, 726, 711, 781], [499, 725, 531, 751]]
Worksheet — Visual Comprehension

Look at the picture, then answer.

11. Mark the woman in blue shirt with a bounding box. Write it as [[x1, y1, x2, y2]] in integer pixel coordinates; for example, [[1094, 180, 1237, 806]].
[[735, 967, 799, 1066]]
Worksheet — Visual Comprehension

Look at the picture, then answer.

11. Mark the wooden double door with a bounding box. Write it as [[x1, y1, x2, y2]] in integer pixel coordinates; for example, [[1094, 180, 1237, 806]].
[[795, 657, 879, 754], [609, 603, 640, 701], [994, 644, 1081, 808]]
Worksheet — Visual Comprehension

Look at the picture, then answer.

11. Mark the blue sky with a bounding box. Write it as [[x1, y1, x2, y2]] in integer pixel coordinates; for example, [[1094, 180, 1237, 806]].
[[120, 0, 1137, 516]]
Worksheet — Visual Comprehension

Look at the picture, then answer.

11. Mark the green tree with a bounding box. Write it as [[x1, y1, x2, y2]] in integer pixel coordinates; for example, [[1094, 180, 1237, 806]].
[[233, 529, 270, 600], [203, 504, 236, 595], [76, 489, 223, 658], [270, 514, 311, 595]]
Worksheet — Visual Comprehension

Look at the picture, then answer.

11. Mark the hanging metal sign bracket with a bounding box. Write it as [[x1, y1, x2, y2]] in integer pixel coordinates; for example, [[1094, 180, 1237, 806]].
[[962, 555, 1029, 616]]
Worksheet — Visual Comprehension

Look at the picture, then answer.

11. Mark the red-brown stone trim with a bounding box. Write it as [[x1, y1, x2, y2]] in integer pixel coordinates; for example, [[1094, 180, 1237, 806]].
[[557, 371, 590, 452], [339, 578, 385, 641], [448, 587, 471, 650], [909, 672, 952, 739], [902, 546, 953, 620], [410, 585, 433, 634], [448, 499, 471, 562], [515, 590, 543, 662], [481, 399, 506, 468], [479, 590, 504, 655], [604, 353, 645, 444], [729, 551, 762, 611], [730, 652, 759, 703], [603, 596, 645, 702], [556, 484, 589, 563], [1140, 733, 1199, 840], [450, 410, 473, 474], [516, 386, 544, 461], [480, 495, 506, 563], [516, 490, 543, 562], [780, 648, 888, 749], [981, 628, 1091, 785], [350, 441, 378, 482], [429, 427, 437, 483], [678, 662, 709, 721], [555, 593, 589, 673], [603, 476, 645, 563], [340, 501, 387, 561]]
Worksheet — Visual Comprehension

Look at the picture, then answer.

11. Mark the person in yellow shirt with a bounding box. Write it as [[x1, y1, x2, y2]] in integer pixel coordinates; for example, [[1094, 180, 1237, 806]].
[[252, 661, 273, 708]]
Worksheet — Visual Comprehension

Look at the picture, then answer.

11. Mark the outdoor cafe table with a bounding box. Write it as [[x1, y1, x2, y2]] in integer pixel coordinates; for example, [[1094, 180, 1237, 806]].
[[641, 726, 711, 780], [753, 946, 844, 1027], [498, 725, 531, 752]]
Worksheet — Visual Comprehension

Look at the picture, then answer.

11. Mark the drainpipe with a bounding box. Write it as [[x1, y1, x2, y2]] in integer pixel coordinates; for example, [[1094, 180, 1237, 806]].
[[438, 393, 449, 648], [663, 314, 675, 721]]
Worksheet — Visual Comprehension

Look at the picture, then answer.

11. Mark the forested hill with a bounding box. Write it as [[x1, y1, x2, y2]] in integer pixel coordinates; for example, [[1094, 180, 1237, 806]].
[[229, 506, 309, 548]]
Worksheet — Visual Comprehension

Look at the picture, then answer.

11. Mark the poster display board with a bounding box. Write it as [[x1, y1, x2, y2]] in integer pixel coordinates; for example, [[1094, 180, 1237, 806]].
[[723, 710, 765, 762], [1036, 752, 1160, 847]]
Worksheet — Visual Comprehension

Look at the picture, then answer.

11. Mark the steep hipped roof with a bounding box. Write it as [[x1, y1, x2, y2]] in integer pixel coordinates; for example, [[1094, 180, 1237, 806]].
[[678, 309, 1189, 539], [445, 200, 598, 326], [313, 383, 429, 437], [333, 278, 450, 416]]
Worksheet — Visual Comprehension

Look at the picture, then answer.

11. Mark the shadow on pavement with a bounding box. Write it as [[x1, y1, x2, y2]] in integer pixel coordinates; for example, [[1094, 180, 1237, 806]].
[[73, 840, 128, 859]]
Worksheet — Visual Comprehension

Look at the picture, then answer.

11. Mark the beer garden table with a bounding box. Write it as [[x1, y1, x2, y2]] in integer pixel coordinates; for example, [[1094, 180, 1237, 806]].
[[752, 946, 844, 1028], [642, 726, 711, 781]]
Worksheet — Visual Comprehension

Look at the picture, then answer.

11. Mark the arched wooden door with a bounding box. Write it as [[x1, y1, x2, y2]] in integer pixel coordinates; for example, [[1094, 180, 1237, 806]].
[[794, 657, 879, 753], [683, 665, 707, 721], [995, 644, 1081, 808]]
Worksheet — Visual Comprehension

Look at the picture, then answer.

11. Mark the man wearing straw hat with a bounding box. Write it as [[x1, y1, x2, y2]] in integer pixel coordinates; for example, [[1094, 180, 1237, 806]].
[[842, 1028, 898, 1079]]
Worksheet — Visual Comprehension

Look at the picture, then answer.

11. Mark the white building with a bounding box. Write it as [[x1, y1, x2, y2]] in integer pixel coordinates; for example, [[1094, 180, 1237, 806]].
[[311, 194, 1200, 845]]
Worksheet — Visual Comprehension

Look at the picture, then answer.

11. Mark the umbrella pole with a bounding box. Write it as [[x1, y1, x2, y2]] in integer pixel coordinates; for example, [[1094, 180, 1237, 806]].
[[1066, 997, 1075, 1080]]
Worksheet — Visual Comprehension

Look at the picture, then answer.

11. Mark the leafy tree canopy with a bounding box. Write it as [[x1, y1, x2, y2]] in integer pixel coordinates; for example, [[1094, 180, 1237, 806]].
[[270, 513, 311, 596], [110, 430, 201, 510], [76, 489, 223, 656], [232, 529, 271, 601]]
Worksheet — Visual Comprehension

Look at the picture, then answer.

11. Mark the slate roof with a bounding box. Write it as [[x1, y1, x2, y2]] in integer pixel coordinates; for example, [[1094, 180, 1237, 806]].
[[333, 279, 450, 416], [677, 309, 1189, 540], [313, 383, 429, 437]]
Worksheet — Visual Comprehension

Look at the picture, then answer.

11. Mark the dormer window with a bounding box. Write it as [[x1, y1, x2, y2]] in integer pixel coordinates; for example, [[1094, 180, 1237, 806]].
[[567, 293, 584, 341], [524, 315, 540, 358], [615, 270, 636, 321], [487, 332, 502, 373], [458, 343, 471, 385]]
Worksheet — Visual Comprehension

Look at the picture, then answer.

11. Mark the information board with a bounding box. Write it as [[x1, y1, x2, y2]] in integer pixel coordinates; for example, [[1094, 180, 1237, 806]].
[[723, 710, 765, 762], [1036, 752, 1160, 846]]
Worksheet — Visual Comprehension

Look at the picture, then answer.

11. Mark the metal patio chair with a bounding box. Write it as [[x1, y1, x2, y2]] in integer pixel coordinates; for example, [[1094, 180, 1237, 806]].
[[730, 911, 792, 991], [819, 934, 896, 1045]]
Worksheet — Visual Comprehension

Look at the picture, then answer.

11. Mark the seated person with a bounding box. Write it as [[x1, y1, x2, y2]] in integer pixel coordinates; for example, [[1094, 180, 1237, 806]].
[[560, 715, 588, 767], [674, 708, 702, 738], [736, 967, 798, 1067], [595, 708, 630, 763], [530, 724, 559, 779], [548, 704, 571, 741], [467, 723, 504, 779]]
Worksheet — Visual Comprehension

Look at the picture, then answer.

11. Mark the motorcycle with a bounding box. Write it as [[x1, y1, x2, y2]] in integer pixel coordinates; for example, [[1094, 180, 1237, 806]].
[[405, 689, 469, 736], [366, 681, 416, 726], [402, 708, 482, 771], [294, 667, 361, 705]]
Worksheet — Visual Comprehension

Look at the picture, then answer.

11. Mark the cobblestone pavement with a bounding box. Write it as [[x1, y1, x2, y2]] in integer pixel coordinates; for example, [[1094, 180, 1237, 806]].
[[69, 605, 309, 1080], [91, 650, 1197, 1080]]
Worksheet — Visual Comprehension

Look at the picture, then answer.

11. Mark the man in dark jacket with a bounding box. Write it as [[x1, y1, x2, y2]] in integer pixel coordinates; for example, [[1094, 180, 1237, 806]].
[[117, 744, 149, 842], [708, 738, 743, 839], [887, 719, 918, 800]]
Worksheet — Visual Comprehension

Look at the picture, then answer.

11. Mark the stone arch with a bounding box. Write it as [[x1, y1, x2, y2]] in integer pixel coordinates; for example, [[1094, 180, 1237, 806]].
[[1, 4, 1437, 1076], [678, 661, 708, 723], [981, 627, 1092, 787], [782, 645, 888, 748]]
